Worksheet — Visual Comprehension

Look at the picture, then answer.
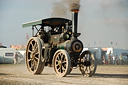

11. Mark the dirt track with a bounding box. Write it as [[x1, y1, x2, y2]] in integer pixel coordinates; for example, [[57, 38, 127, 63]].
[[0, 64, 128, 85]]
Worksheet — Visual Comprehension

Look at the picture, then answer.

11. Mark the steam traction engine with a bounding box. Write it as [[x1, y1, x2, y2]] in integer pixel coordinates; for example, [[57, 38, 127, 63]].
[[22, 8, 97, 77]]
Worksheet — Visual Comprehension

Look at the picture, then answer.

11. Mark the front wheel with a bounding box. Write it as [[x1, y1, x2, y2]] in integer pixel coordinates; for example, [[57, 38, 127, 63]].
[[79, 51, 97, 77], [26, 37, 45, 74], [53, 50, 71, 77]]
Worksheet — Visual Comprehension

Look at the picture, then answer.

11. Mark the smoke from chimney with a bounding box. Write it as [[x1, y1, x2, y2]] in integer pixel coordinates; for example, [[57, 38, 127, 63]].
[[70, 2, 80, 11], [52, 0, 80, 18]]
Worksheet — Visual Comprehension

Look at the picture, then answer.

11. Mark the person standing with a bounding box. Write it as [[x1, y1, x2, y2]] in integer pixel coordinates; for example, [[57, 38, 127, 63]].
[[102, 55, 105, 65], [119, 55, 122, 65], [127, 55, 128, 65], [108, 54, 111, 65], [112, 55, 115, 65], [14, 52, 18, 64], [115, 55, 118, 65]]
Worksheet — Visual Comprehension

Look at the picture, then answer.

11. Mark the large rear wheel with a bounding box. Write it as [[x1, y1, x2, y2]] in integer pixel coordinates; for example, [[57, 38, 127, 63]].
[[79, 51, 97, 77], [26, 37, 45, 74], [53, 50, 71, 77]]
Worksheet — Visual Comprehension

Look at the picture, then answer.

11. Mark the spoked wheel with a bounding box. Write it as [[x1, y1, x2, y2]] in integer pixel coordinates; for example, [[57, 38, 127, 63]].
[[79, 51, 97, 77], [67, 66, 73, 74], [26, 37, 45, 74], [53, 50, 71, 77]]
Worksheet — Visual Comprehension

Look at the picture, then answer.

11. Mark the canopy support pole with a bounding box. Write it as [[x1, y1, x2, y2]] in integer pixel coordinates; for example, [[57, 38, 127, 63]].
[[32, 26, 34, 37]]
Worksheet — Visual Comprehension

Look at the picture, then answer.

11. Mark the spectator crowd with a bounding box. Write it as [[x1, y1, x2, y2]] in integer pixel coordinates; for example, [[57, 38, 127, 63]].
[[101, 54, 127, 65]]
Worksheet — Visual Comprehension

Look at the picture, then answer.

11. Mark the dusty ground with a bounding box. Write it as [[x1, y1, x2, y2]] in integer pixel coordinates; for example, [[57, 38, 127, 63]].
[[0, 64, 128, 85]]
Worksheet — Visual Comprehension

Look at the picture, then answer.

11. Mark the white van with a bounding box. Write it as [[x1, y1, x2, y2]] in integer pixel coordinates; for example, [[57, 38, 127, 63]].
[[0, 48, 23, 64]]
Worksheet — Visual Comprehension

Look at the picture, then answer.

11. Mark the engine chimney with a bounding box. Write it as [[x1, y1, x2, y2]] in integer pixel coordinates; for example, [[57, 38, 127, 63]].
[[71, 3, 80, 38]]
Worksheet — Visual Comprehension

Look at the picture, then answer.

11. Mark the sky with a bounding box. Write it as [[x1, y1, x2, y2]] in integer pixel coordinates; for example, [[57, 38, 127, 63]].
[[0, 0, 128, 49]]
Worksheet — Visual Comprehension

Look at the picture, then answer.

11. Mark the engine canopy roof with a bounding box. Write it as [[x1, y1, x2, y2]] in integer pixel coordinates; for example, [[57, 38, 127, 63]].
[[22, 18, 72, 28]]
